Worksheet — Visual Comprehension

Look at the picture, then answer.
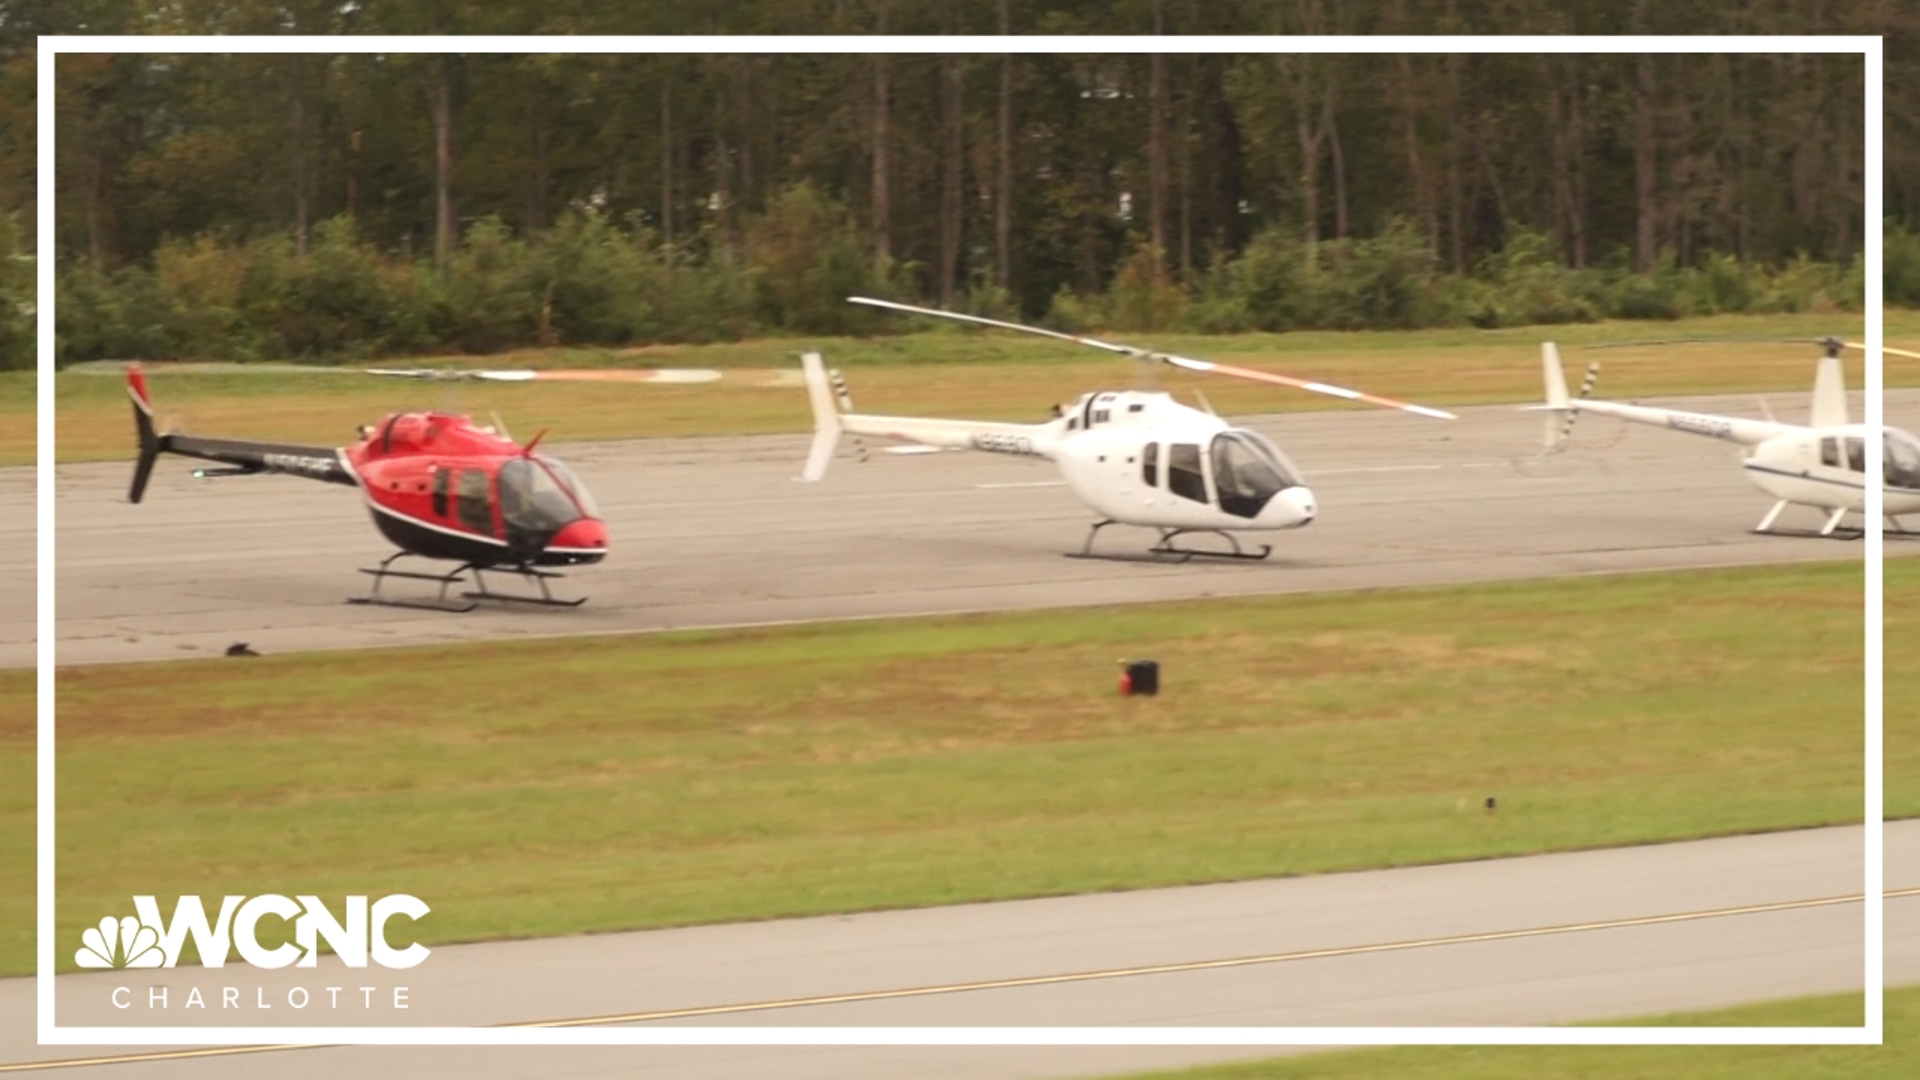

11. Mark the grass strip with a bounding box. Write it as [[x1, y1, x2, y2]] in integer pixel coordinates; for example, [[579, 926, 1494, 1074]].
[[0, 559, 1896, 975], [32, 311, 1917, 465]]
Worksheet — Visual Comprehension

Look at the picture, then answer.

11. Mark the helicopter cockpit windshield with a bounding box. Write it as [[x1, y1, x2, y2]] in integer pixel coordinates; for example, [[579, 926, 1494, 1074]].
[[1887, 429, 1920, 491], [1211, 430, 1301, 519], [533, 454, 601, 518], [499, 456, 599, 542]]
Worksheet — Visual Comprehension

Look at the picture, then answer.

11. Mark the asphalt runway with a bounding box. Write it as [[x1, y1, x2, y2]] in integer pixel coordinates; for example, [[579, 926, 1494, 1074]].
[[35, 389, 1920, 668], [2, 822, 1907, 1077]]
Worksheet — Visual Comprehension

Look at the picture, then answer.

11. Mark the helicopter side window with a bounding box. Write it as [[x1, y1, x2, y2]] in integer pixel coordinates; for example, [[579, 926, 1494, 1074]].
[[1142, 442, 1159, 487], [431, 467, 449, 517], [1167, 443, 1208, 503], [1845, 437, 1866, 473], [1821, 437, 1841, 468], [455, 469, 493, 533]]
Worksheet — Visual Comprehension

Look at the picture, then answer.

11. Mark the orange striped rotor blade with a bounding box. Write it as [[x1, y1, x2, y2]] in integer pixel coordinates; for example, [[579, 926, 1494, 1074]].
[[516, 369, 723, 384], [1158, 355, 1456, 420]]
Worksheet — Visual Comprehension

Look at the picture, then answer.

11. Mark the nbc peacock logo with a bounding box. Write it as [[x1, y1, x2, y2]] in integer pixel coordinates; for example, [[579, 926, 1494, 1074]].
[[76, 915, 166, 969]]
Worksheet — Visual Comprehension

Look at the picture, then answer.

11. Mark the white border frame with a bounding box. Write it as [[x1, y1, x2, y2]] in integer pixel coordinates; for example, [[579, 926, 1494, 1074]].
[[37, 33, 1884, 1048]]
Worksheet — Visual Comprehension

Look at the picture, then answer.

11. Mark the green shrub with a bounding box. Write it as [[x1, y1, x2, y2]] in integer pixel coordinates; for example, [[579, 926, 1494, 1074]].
[[1103, 244, 1186, 332], [431, 217, 541, 354], [1889, 220, 1920, 306], [56, 262, 172, 362], [536, 210, 657, 345], [46, 210, 1868, 365], [1468, 229, 1599, 327], [276, 218, 430, 358], [745, 182, 889, 337], [0, 214, 29, 371]]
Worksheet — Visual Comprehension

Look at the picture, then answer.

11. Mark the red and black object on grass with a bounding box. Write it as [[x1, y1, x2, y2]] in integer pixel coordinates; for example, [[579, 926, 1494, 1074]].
[[1119, 660, 1160, 696]]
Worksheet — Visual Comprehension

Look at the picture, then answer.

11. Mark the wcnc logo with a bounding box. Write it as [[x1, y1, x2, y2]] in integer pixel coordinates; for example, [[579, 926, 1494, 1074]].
[[76, 895, 430, 970]]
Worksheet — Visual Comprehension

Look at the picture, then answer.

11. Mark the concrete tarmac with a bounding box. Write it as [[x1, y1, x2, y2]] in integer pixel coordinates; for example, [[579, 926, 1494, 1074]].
[[36, 390, 1919, 668], [2, 822, 1907, 1077]]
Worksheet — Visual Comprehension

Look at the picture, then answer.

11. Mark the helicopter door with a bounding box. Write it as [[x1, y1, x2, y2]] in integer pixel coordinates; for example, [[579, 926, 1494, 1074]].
[[1166, 443, 1209, 503], [1142, 442, 1159, 487], [1845, 436, 1866, 473], [455, 469, 494, 534], [1820, 437, 1841, 468], [431, 467, 449, 518]]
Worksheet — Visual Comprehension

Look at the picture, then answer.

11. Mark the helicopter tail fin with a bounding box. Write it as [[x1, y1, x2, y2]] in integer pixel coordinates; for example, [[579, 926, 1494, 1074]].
[[127, 364, 164, 504], [799, 351, 843, 482], [1810, 352, 1849, 429]]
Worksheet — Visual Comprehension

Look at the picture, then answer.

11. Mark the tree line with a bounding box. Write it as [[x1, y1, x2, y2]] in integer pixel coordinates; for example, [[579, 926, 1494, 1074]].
[[4, 1, 1910, 369]]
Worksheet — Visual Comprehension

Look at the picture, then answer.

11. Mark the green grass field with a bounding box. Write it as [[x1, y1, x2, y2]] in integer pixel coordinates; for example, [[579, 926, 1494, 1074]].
[[1113, 989, 1897, 1080], [3, 558, 1895, 976], [23, 310, 1919, 466]]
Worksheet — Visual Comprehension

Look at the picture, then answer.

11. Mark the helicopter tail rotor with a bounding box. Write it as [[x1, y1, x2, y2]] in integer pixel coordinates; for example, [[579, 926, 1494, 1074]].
[[1537, 343, 1601, 451], [127, 364, 164, 504], [798, 351, 843, 482], [828, 366, 867, 464]]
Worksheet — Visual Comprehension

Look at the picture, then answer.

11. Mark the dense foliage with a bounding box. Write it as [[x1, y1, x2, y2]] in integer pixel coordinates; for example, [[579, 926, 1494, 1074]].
[[51, 206, 1867, 364], [6, 1, 1911, 368]]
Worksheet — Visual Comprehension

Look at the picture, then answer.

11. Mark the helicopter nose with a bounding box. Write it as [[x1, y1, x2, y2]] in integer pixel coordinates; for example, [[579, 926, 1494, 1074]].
[[548, 518, 609, 562], [1266, 486, 1316, 528]]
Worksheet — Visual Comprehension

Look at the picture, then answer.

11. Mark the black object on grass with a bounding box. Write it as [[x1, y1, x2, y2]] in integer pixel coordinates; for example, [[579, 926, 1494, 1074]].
[[1121, 660, 1160, 696]]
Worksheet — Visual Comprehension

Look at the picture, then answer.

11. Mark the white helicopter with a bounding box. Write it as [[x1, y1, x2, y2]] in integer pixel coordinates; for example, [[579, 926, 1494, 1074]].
[[798, 297, 1455, 560], [1533, 337, 1920, 536]]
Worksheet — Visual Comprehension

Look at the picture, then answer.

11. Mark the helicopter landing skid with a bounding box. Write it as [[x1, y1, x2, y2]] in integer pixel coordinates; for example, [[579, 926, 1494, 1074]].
[[348, 553, 585, 612], [1066, 521, 1273, 563], [461, 564, 587, 609]]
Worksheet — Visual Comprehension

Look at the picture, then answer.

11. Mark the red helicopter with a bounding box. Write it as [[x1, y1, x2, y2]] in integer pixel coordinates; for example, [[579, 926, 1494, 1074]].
[[126, 363, 612, 611]]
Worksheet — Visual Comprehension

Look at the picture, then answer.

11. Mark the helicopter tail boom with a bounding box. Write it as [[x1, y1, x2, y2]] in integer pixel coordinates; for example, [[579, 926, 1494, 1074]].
[[124, 364, 355, 501], [1530, 341, 1784, 449], [797, 351, 1056, 479]]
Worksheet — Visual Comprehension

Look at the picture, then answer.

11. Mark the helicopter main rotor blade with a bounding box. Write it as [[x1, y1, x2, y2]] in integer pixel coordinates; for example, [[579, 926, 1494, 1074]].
[[850, 295, 1453, 420], [364, 367, 720, 383], [1156, 354, 1457, 420], [847, 296, 1142, 358], [1842, 342, 1920, 361]]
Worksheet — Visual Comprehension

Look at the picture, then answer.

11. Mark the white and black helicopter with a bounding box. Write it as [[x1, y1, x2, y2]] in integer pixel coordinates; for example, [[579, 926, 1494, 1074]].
[[798, 297, 1455, 560], [1533, 337, 1920, 537]]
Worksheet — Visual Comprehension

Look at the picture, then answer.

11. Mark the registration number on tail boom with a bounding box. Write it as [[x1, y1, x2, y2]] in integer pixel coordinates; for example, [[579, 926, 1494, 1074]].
[[970, 433, 1040, 457]]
